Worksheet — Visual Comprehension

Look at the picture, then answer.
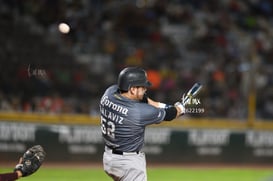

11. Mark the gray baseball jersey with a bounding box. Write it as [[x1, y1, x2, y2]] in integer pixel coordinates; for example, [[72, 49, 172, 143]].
[[100, 85, 166, 152]]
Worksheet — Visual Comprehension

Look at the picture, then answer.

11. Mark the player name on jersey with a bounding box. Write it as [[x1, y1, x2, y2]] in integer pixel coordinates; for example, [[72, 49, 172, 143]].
[[100, 107, 124, 125]]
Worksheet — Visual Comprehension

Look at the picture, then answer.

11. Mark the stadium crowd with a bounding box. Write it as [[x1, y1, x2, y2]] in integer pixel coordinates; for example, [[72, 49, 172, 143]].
[[0, 0, 272, 120]]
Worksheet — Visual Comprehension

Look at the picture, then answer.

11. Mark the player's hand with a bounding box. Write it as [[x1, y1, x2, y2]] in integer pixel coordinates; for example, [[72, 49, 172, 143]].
[[174, 101, 186, 116]]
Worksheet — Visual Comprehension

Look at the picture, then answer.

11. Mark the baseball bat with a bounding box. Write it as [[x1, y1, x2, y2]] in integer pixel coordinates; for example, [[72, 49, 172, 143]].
[[182, 83, 203, 106]]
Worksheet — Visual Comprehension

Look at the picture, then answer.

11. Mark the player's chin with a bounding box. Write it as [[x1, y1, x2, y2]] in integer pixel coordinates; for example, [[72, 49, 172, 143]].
[[138, 95, 145, 101]]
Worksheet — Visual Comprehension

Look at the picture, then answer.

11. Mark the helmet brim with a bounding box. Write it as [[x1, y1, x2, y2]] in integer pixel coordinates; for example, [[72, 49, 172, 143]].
[[136, 80, 152, 88], [144, 81, 152, 87]]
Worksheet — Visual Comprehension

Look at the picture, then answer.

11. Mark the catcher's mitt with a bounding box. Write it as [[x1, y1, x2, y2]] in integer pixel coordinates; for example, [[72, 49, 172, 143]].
[[14, 145, 46, 177]]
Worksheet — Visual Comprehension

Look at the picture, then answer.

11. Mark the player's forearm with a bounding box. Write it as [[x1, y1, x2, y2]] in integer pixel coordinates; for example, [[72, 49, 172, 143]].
[[148, 98, 183, 115], [147, 98, 184, 119], [147, 98, 161, 108], [147, 98, 168, 109], [0, 172, 20, 181]]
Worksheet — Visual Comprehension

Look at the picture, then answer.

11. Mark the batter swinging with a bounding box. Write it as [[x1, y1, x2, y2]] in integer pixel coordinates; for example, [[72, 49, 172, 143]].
[[99, 67, 185, 181]]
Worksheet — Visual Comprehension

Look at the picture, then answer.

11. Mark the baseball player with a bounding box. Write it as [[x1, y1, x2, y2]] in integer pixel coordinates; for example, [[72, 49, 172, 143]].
[[0, 145, 46, 181], [99, 67, 186, 181]]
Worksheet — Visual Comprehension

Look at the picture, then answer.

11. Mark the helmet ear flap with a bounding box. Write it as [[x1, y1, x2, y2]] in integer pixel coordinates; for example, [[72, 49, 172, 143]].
[[118, 67, 151, 91]]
